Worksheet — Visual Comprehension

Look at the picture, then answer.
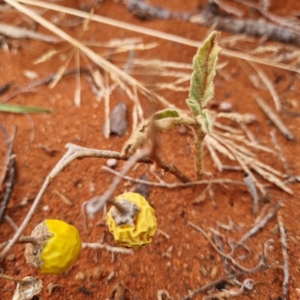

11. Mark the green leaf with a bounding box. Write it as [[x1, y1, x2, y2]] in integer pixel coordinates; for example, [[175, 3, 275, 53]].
[[152, 109, 194, 131], [196, 109, 213, 133], [0, 104, 52, 114], [153, 109, 180, 120], [189, 31, 221, 108], [186, 99, 201, 117]]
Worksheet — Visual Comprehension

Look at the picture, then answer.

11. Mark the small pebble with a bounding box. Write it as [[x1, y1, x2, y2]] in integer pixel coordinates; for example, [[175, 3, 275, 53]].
[[92, 267, 103, 280], [219, 101, 233, 112], [106, 158, 117, 169], [103, 101, 128, 137], [210, 266, 218, 278], [178, 125, 188, 135], [24, 70, 38, 79], [42, 205, 49, 212], [75, 271, 85, 281]]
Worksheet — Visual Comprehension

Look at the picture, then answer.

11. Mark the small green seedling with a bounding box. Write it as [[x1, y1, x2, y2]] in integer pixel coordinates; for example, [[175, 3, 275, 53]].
[[122, 31, 221, 179]]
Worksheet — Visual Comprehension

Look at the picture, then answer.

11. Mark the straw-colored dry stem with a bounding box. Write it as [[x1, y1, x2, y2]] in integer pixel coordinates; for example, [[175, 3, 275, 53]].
[[192, 126, 206, 179]]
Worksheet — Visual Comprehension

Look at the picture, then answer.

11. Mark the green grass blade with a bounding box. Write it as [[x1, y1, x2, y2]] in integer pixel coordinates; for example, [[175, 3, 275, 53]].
[[0, 103, 52, 114]]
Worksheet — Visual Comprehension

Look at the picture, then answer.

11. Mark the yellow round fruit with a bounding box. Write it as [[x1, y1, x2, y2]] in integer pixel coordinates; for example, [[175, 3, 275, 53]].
[[25, 219, 81, 274], [106, 192, 157, 249]]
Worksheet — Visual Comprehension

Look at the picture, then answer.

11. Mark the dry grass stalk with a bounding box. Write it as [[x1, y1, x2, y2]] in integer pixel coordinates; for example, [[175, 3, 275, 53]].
[[250, 62, 282, 111], [74, 49, 81, 106], [8, 0, 300, 73], [0, 21, 60, 42], [4, 0, 174, 111], [103, 72, 111, 138], [207, 132, 293, 195], [270, 130, 289, 174], [215, 131, 275, 154], [205, 138, 223, 172], [277, 214, 289, 300], [254, 96, 295, 140]]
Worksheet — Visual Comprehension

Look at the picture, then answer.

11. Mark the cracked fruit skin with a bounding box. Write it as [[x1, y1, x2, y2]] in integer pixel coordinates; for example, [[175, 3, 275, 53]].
[[25, 219, 81, 274], [106, 192, 157, 249]]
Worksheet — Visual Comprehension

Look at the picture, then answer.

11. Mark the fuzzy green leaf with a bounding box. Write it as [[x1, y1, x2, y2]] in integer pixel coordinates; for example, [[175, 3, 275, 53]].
[[153, 109, 180, 120], [189, 31, 221, 108], [196, 109, 213, 133], [186, 99, 201, 117], [0, 103, 52, 114]]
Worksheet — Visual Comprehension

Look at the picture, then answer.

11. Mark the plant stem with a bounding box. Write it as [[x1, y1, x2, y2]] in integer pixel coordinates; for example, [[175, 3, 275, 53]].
[[107, 199, 127, 214], [0, 273, 27, 284], [192, 126, 206, 179], [0, 236, 37, 251]]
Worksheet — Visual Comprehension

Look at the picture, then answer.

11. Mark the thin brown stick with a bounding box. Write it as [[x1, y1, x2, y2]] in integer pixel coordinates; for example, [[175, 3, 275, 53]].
[[86, 145, 159, 216], [181, 263, 275, 300], [277, 214, 289, 300], [0, 236, 37, 251], [102, 165, 246, 188], [187, 221, 265, 272], [82, 242, 133, 255], [107, 199, 127, 214], [270, 130, 289, 174], [250, 62, 281, 112], [0, 125, 17, 224], [0, 273, 28, 284], [234, 200, 281, 249]]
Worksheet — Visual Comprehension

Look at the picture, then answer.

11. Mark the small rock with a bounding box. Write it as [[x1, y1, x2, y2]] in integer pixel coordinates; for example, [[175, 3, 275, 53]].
[[42, 205, 49, 212], [178, 125, 188, 135], [24, 70, 39, 79], [106, 158, 118, 169], [219, 101, 233, 112], [75, 272, 85, 281], [210, 266, 218, 278], [92, 267, 103, 280], [103, 102, 128, 137]]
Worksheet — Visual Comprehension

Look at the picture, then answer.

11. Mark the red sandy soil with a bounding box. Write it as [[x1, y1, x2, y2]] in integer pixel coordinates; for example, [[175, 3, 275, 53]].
[[1, 0, 300, 299]]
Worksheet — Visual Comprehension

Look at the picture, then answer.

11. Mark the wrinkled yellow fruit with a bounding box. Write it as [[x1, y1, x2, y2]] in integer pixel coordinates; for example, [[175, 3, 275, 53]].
[[106, 192, 157, 249], [25, 219, 81, 274]]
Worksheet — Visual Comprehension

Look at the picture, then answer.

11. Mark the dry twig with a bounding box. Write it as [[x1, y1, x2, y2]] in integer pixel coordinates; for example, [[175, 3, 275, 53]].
[[250, 62, 281, 112], [187, 221, 266, 272], [233, 200, 281, 250], [277, 214, 289, 300], [7, 0, 300, 73], [0, 125, 16, 224], [244, 173, 259, 217], [82, 242, 133, 255], [270, 130, 289, 174], [102, 165, 245, 188], [181, 259, 274, 300], [254, 96, 295, 140], [0, 22, 60, 42]]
